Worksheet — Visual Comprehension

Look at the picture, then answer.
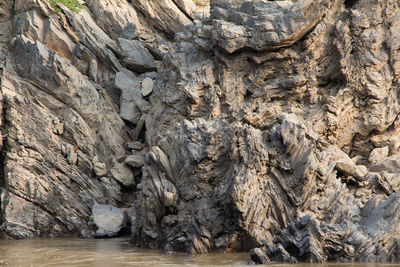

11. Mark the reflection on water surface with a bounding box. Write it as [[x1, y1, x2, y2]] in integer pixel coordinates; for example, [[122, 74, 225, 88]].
[[0, 238, 399, 267], [0, 238, 248, 266]]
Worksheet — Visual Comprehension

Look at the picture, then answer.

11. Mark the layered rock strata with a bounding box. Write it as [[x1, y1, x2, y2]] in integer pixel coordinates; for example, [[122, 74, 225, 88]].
[[1, 0, 400, 264], [0, 0, 193, 238], [133, 0, 400, 262]]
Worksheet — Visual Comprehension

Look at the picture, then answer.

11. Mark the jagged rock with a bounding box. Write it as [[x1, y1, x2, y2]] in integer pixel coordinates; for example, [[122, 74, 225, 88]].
[[111, 159, 135, 187], [369, 146, 389, 164], [141, 77, 154, 97], [132, 0, 400, 262], [125, 155, 145, 168], [126, 141, 143, 151], [252, 193, 400, 263], [117, 38, 156, 73], [93, 156, 107, 177], [115, 70, 141, 124], [132, 0, 194, 36], [85, 0, 141, 38], [115, 69, 152, 126], [211, 0, 330, 53], [369, 155, 400, 173], [1, 0, 400, 264], [92, 203, 128, 237], [131, 114, 147, 142], [174, 0, 197, 20], [0, 0, 191, 241]]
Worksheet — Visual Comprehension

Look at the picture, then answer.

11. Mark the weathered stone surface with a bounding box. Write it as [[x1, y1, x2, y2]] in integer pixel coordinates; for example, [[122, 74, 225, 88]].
[[92, 203, 128, 237], [131, 0, 400, 263], [118, 38, 156, 73], [111, 159, 136, 187], [125, 155, 145, 168], [211, 0, 330, 53], [369, 146, 389, 164], [141, 77, 154, 97], [2, 0, 400, 264], [115, 69, 142, 124], [0, 0, 185, 238], [126, 141, 143, 151], [93, 156, 107, 177], [132, 0, 194, 36]]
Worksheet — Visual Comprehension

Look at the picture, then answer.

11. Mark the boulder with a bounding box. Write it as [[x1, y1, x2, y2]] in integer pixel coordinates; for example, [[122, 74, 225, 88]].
[[110, 160, 136, 187], [141, 77, 154, 97], [118, 38, 156, 73], [125, 155, 145, 168], [92, 203, 128, 237]]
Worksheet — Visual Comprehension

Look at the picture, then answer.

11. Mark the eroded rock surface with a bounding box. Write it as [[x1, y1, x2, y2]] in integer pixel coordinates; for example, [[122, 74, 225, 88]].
[[1, 0, 400, 264], [0, 0, 188, 238], [132, 0, 400, 263], [92, 203, 128, 237]]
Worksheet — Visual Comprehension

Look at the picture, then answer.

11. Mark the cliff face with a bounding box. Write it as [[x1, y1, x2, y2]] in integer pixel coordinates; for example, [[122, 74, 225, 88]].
[[0, 0, 194, 238], [1, 0, 400, 263], [135, 0, 400, 261]]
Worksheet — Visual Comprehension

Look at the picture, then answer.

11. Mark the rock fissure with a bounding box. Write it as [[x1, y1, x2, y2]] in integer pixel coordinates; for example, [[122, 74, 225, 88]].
[[0, 0, 399, 263]]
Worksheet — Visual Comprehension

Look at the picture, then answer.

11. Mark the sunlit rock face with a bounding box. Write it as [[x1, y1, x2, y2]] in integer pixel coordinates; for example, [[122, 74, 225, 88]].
[[134, 0, 400, 262], [1, 0, 400, 263], [0, 0, 192, 238]]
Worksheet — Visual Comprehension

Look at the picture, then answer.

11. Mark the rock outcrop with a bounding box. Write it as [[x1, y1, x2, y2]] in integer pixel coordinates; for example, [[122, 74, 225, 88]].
[[133, 0, 400, 262], [91, 203, 128, 237], [0, 0, 192, 238], [1, 0, 400, 264]]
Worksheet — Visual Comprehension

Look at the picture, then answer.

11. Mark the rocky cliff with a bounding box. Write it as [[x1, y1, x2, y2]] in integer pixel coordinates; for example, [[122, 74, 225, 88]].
[[1, 0, 400, 264], [0, 0, 195, 238]]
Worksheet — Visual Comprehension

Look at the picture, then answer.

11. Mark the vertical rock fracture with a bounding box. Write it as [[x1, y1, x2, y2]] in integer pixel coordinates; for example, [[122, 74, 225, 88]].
[[0, 0, 399, 264]]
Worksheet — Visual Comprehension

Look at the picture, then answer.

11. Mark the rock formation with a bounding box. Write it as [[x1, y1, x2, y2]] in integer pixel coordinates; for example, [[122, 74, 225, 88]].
[[1, 0, 400, 264], [0, 0, 188, 238], [92, 203, 128, 237]]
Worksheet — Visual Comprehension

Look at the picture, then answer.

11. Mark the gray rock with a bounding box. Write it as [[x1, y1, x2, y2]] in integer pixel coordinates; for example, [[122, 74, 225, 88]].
[[133, 0, 400, 261], [369, 146, 389, 163], [92, 203, 128, 237], [211, 0, 330, 53], [126, 141, 143, 151], [118, 38, 156, 73], [0, 0, 195, 241], [115, 70, 142, 124], [93, 156, 107, 177], [125, 155, 145, 168], [141, 77, 154, 97], [132, 0, 194, 36], [110, 159, 136, 187], [3, 0, 400, 264], [115, 69, 150, 118]]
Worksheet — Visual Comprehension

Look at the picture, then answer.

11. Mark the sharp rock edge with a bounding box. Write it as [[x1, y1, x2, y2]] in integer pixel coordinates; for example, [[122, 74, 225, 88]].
[[0, 0, 400, 264]]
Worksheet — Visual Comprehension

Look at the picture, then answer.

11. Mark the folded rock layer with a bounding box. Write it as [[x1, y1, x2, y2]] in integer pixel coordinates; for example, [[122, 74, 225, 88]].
[[1, 0, 400, 264], [134, 0, 400, 262]]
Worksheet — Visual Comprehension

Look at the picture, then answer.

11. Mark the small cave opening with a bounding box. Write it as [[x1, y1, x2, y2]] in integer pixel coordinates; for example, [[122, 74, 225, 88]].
[[344, 0, 358, 8], [138, 123, 146, 142], [336, 169, 346, 179], [118, 222, 132, 237], [244, 89, 252, 100]]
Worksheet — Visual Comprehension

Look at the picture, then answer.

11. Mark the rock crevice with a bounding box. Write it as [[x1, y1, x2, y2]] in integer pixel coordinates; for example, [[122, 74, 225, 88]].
[[1, 0, 400, 264]]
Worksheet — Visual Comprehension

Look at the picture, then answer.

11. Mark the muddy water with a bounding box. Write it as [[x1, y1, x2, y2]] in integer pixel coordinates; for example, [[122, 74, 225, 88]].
[[0, 238, 248, 266], [0, 238, 399, 267]]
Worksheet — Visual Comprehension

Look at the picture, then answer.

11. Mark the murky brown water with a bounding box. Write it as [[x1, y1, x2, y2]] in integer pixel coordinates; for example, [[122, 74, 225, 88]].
[[0, 238, 249, 266], [0, 238, 399, 267]]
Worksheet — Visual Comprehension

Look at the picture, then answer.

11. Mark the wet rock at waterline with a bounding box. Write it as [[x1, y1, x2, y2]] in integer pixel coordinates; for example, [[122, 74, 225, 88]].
[[1, 0, 400, 264], [133, 0, 400, 262], [92, 204, 128, 238]]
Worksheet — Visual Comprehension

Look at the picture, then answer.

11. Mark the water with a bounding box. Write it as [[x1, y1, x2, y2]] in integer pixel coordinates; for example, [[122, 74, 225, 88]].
[[0, 238, 399, 267], [0, 238, 249, 266]]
